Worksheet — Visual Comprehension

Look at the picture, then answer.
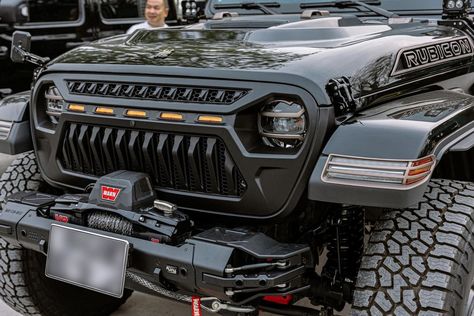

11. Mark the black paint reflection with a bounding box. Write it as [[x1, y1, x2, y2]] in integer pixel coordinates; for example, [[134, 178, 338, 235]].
[[54, 30, 313, 70]]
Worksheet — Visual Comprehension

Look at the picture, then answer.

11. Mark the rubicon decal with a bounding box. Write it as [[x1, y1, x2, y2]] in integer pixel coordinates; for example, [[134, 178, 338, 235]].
[[101, 186, 121, 201], [391, 37, 474, 76]]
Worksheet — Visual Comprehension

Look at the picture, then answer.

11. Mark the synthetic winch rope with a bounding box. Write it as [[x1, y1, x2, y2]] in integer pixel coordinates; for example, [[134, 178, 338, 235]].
[[87, 211, 134, 236], [126, 271, 216, 313]]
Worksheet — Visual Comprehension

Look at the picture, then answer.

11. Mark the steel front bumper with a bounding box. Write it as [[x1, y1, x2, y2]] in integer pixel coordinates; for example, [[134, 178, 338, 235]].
[[0, 192, 312, 304]]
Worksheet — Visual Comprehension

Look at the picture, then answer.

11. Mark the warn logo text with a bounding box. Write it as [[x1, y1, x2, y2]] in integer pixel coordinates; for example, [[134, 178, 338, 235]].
[[101, 186, 121, 201]]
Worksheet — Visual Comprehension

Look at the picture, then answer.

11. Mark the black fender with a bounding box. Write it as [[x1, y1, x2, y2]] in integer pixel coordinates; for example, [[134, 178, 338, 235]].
[[308, 90, 474, 208], [0, 91, 33, 154]]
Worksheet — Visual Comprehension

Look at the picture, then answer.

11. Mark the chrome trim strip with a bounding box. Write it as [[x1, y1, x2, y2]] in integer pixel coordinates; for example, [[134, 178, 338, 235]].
[[260, 108, 305, 118], [260, 132, 305, 140]]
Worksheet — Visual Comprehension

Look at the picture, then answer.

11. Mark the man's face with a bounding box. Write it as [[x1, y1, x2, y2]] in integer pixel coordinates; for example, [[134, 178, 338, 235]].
[[145, 0, 169, 27]]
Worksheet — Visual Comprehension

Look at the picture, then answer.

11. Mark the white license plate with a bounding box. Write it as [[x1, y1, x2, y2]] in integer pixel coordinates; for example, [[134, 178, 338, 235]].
[[45, 224, 129, 298]]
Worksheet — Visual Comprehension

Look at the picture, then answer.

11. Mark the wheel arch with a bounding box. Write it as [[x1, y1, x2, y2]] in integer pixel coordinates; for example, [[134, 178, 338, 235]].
[[308, 90, 474, 208], [0, 91, 33, 154], [433, 131, 474, 182]]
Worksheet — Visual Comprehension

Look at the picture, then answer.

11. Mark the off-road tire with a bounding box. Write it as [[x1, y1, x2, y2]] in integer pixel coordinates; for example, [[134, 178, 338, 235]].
[[0, 151, 132, 316], [352, 179, 474, 315]]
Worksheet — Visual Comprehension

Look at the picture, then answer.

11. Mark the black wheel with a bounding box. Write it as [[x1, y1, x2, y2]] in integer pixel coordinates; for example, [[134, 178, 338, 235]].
[[352, 179, 474, 315], [0, 151, 132, 316]]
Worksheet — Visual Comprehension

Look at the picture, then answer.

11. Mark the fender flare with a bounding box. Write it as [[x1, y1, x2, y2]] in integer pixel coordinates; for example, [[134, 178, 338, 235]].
[[308, 90, 474, 208], [0, 91, 33, 154]]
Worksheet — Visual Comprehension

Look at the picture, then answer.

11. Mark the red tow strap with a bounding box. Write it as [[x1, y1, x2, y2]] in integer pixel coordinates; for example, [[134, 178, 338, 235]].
[[263, 294, 293, 305], [191, 296, 202, 316]]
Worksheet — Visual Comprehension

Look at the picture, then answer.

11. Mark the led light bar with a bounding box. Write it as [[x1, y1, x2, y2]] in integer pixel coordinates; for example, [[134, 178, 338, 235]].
[[322, 154, 436, 189]]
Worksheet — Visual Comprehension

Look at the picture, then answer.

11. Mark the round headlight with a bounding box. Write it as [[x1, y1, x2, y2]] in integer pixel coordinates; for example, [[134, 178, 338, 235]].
[[45, 85, 66, 124], [258, 100, 306, 148]]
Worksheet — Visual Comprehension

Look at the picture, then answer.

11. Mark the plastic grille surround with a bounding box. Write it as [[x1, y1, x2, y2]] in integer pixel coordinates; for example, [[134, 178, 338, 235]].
[[59, 123, 247, 197], [66, 80, 248, 105]]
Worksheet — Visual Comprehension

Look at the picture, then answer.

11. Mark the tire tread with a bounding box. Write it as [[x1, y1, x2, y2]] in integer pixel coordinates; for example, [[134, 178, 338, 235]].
[[353, 180, 474, 315]]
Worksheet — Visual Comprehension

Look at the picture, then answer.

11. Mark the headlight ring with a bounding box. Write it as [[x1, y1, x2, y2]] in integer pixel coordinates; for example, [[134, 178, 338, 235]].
[[258, 99, 307, 149]]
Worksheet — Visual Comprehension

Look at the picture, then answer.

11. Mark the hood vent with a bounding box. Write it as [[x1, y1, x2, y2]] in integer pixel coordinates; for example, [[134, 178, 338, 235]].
[[66, 80, 248, 105]]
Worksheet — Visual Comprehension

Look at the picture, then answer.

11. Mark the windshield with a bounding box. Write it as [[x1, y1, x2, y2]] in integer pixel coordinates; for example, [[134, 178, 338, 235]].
[[208, 0, 470, 15]]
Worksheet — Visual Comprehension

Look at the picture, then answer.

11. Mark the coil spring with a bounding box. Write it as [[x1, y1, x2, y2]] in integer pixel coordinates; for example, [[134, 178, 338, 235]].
[[324, 206, 365, 285]]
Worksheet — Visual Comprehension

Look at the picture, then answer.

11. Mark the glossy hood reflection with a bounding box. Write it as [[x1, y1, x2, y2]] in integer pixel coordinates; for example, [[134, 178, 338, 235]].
[[51, 19, 473, 104], [54, 29, 321, 70]]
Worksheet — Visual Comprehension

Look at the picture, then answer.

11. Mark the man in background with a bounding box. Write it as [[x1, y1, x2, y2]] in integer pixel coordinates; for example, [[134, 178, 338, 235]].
[[127, 0, 169, 34]]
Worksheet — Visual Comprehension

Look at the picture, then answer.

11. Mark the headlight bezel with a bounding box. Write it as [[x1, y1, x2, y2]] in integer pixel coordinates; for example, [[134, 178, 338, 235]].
[[258, 99, 307, 149]]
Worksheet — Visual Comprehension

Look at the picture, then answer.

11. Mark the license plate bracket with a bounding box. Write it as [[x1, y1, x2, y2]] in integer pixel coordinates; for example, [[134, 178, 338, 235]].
[[45, 224, 129, 298]]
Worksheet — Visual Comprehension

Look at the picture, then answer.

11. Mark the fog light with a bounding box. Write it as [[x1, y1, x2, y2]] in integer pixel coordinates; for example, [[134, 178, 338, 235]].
[[258, 100, 306, 148]]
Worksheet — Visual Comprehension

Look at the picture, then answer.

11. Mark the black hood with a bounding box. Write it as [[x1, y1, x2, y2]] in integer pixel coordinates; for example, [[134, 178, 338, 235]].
[[50, 17, 473, 104]]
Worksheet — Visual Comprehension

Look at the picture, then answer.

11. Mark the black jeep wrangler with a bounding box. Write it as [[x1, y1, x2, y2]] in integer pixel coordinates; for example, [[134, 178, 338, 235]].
[[0, 0, 474, 315]]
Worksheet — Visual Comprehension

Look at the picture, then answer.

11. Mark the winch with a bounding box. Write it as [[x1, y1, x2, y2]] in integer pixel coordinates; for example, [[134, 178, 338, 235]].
[[0, 171, 313, 309]]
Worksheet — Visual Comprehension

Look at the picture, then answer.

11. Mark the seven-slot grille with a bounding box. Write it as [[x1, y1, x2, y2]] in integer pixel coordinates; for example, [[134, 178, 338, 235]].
[[59, 123, 246, 196], [66, 81, 248, 105]]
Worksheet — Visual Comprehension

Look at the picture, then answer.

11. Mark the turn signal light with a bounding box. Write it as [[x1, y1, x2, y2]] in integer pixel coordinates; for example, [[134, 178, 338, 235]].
[[323, 154, 436, 189], [411, 156, 434, 167], [68, 104, 85, 112], [407, 165, 432, 176]]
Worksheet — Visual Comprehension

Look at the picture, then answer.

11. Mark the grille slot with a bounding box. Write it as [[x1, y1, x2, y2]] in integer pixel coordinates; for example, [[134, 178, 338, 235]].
[[67, 81, 248, 105], [60, 123, 246, 196]]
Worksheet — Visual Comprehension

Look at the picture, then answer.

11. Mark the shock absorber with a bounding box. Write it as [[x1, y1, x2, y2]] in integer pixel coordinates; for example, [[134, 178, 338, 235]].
[[323, 206, 365, 303]]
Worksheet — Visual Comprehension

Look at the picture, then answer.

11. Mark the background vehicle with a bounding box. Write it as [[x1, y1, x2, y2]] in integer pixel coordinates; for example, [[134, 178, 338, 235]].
[[0, 0, 204, 94], [1, 0, 474, 315]]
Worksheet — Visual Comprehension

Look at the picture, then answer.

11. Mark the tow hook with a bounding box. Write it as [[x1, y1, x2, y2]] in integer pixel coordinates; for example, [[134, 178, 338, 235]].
[[204, 299, 255, 314]]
